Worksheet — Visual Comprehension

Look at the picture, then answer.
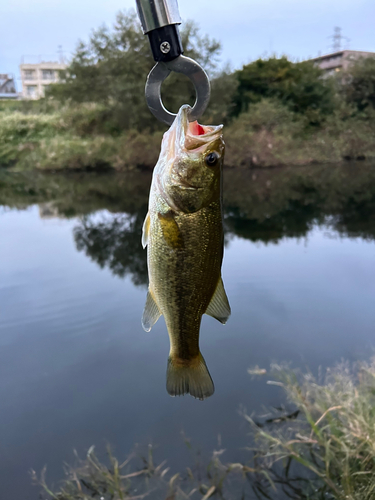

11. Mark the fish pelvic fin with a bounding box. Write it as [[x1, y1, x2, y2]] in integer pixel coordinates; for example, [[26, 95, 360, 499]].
[[166, 353, 214, 401], [142, 289, 161, 332], [205, 277, 231, 324]]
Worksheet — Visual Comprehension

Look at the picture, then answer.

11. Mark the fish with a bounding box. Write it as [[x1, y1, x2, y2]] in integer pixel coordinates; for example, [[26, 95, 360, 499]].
[[141, 104, 231, 400]]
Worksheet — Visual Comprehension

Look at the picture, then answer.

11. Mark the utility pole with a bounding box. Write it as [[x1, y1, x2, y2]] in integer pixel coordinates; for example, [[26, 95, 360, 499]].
[[328, 27, 350, 52]]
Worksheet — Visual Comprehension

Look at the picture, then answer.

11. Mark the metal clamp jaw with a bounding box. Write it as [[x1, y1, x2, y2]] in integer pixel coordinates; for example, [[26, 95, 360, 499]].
[[136, 0, 211, 125]]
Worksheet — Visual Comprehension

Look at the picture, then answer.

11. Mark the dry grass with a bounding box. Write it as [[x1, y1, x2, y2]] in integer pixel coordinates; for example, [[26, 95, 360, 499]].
[[245, 359, 375, 499], [32, 444, 254, 500], [34, 359, 375, 499]]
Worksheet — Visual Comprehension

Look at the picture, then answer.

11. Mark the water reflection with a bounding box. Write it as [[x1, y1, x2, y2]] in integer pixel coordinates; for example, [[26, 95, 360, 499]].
[[74, 212, 148, 286], [223, 165, 375, 242], [1, 163, 375, 499], [1, 163, 375, 283]]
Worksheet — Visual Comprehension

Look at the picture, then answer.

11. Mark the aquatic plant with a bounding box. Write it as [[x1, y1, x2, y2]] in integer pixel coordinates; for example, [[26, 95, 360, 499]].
[[245, 359, 375, 499]]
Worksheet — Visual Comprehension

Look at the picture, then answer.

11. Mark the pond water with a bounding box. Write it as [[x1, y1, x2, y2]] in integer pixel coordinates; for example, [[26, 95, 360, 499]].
[[1, 163, 375, 499]]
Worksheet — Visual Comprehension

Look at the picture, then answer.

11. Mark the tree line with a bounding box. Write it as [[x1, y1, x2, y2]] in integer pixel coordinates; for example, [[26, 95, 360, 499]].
[[1, 10, 374, 171], [47, 10, 375, 133]]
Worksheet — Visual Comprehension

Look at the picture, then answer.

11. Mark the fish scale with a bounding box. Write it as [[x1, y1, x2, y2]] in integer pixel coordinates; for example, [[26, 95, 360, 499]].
[[150, 199, 223, 360]]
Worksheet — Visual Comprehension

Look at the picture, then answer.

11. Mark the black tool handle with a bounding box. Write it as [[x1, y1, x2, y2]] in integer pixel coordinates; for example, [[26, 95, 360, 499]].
[[147, 24, 183, 62]]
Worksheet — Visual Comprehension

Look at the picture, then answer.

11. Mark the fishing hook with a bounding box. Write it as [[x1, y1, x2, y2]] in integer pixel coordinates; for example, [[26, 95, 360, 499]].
[[135, 0, 211, 125]]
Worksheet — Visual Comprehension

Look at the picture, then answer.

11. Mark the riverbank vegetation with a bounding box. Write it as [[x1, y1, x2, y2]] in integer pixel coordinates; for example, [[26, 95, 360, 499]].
[[34, 358, 375, 499], [246, 359, 375, 499], [1, 10, 375, 170]]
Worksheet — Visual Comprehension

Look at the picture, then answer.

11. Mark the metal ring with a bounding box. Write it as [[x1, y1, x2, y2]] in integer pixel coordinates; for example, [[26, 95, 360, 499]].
[[145, 55, 211, 125]]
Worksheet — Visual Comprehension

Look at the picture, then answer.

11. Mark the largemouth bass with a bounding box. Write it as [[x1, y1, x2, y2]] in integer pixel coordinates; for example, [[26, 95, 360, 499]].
[[141, 105, 230, 400]]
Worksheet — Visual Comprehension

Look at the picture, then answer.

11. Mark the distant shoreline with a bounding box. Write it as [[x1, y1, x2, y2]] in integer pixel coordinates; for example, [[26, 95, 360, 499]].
[[1, 100, 375, 172]]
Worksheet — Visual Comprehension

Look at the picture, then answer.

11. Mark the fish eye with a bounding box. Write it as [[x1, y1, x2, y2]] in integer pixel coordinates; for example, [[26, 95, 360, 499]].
[[205, 152, 219, 167]]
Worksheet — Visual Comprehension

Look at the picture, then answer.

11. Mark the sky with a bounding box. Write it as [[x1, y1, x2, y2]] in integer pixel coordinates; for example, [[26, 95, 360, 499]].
[[1, 0, 375, 90]]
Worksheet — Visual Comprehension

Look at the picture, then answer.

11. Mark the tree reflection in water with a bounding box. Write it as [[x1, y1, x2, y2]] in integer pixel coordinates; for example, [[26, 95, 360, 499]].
[[74, 211, 148, 286], [1, 163, 375, 286]]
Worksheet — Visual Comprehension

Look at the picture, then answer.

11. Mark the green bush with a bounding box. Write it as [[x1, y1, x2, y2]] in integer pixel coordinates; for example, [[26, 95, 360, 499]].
[[17, 135, 115, 170], [225, 99, 309, 167], [14, 131, 162, 171], [0, 112, 63, 165], [230, 98, 302, 133], [232, 57, 337, 124], [225, 99, 375, 168], [0, 106, 165, 170], [1, 99, 374, 171], [60, 103, 118, 136], [343, 56, 375, 112]]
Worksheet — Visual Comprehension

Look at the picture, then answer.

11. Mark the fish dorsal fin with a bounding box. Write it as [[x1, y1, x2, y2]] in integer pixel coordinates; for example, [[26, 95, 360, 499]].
[[142, 212, 150, 249], [142, 289, 161, 332], [205, 277, 231, 324], [158, 211, 184, 249]]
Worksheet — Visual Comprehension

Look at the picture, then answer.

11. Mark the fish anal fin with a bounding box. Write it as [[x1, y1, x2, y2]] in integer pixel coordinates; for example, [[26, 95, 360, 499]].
[[158, 211, 184, 249], [142, 212, 150, 249], [205, 277, 231, 324], [142, 289, 161, 332], [166, 353, 214, 400]]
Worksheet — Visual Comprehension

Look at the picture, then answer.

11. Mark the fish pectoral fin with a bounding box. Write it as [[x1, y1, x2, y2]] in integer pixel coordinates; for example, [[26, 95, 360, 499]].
[[141, 212, 151, 249], [158, 211, 184, 249], [205, 277, 231, 324], [142, 289, 161, 332]]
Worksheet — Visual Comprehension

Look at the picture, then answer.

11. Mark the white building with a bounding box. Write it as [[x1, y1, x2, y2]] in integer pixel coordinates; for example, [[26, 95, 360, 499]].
[[310, 50, 375, 77], [20, 59, 67, 99]]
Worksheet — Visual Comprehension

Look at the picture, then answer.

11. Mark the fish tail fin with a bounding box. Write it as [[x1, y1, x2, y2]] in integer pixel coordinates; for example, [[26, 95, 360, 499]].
[[166, 353, 214, 401]]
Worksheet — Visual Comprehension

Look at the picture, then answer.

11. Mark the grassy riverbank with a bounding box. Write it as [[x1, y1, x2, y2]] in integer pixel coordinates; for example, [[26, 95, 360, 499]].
[[1, 99, 375, 171], [0, 107, 163, 171], [35, 358, 375, 499], [2, 10, 375, 171]]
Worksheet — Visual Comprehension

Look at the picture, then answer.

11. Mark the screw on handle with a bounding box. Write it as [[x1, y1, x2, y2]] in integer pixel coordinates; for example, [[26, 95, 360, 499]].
[[148, 25, 183, 62], [160, 41, 171, 54]]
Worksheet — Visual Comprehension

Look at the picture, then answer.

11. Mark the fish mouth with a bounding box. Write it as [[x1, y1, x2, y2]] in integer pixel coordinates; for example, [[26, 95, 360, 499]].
[[174, 105, 223, 152], [158, 105, 223, 199]]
